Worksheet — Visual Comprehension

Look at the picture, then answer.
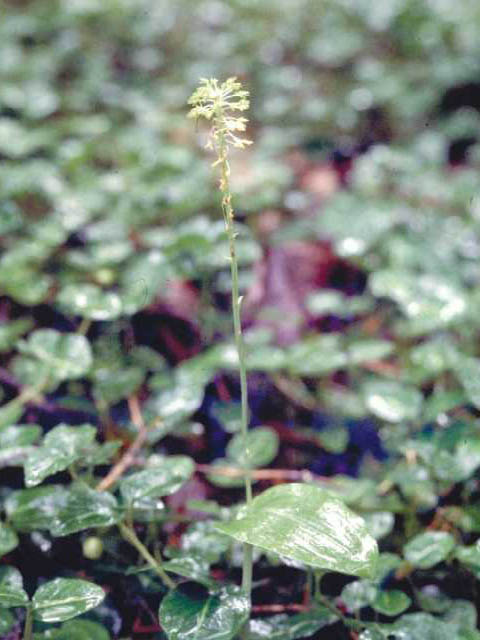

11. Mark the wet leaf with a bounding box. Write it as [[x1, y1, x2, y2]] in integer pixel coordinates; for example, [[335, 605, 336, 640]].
[[404, 531, 455, 569], [226, 427, 279, 468], [372, 590, 411, 616], [32, 578, 105, 622], [363, 380, 422, 423], [159, 583, 250, 640], [120, 455, 195, 503], [5, 486, 69, 532], [51, 485, 120, 536], [24, 423, 97, 487], [247, 606, 336, 639], [0, 566, 29, 608], [341, 580, 377, 610], [18, 329, 92, 381], [0, 522, 18, 557], [216, 483, 378, 578]]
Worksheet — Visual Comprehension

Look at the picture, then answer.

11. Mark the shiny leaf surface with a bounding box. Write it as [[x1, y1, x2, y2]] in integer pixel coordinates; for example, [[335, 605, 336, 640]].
[[159, 583, 250, 640], [216, 483, 378, 578], [32, 578, 105, 622]]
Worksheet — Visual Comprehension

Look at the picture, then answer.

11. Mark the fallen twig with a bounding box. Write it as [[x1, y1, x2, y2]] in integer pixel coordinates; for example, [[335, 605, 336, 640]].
[[96, 395, 147, 491]]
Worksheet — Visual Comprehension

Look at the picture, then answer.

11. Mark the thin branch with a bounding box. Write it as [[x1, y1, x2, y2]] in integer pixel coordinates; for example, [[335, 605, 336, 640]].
[[196, 464, 330, 483], [96, 395, 148, 491], [251, 604, 309, 614]]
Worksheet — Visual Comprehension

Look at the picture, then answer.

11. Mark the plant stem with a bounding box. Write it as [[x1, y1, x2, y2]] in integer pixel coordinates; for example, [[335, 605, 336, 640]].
[[119, 522, 175, 590], [218, 130, 253, 599], [23, 605, 33, 640]]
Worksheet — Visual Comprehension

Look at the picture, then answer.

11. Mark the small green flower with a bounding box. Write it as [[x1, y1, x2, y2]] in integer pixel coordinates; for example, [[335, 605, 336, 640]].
[[187, 77, 252, 151]]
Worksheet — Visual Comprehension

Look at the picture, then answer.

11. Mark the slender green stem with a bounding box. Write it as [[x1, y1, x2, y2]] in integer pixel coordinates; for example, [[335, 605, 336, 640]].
[[23, 605, 33, 640], [119, 522, 175, 590], [218, 131, 253, 599]]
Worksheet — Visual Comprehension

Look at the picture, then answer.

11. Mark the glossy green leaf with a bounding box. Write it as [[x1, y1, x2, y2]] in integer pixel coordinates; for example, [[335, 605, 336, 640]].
[[93, 366, 144, 407], [454, 356, 480, 410], [0, 608, 14, 635], [32, 578, 105, 622], [57, 283, 124, 320], [163, 556, 215, 588], [341, 580, 377, 610], [120, 455, 194, 503], [0, 566, 29, 608], [159, 583, 250, 640], [363, 512, 394, 540], [226, 427, 279, 468], [0, 522, 19, 557], [24, 423, 97, 487], [39, 619, 111, 640], [0, 424, 42, 448], [18, 329, 92, 381], [180, 521, 231, 564], [216, 483, 378, 578], [373, 590, 411, 616], [363, 380, 422, 423], [404, 531, 455, 569], [247, 607, 336, 639], [50, 485, 120, 537], [5, 486, 68, 532], [369, 270, 467, 335]]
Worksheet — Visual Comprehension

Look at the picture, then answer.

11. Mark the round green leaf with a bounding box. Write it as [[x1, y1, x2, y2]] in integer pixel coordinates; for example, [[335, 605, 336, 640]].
[[216, 483, 378, 579], [0, 566, 29, 608], [57, 284, 123, 320], [50, 485, 120, 537], [159, 584, 249, 640], [248, 607, 336, 639], [25, 424, 97, 487], [18, 329, 92, 381], [32, 578, 105, 623], [5, 486, 69, 533], [341, 580, 377, 611], [0, 522, 18, 557], [226, 427, 279, 468], [0, 608, 14, 635], [404, 531, 455, 569], [120, 455, 195, 503], [363, 380, 422, 423], [373, 590, 411, 616]]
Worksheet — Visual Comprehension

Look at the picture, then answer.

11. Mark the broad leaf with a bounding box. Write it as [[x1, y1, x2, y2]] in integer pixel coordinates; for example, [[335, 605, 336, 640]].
[[25, 423, 97, 487], [363, 380, 422, 423], [5, 486, 69, 532], [0, 566, 29, 608], [0, 522, 19, 557], [51, 485, 120, 536], [159, 583, 250, 640], [216, 483, 378, 578], [18, 329, 92, 381], [373, 590, 411, 616], [404, 531, 455, 569], [247, 607, 336, 639], [32, 578, 105, 622], [120, 455, 195, 504], [226, 427, 279, 468]]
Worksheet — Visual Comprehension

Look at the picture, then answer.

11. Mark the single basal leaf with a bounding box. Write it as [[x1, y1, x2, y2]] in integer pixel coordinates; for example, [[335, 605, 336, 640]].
[[216, 483, 378, 578], [32, 578, 105, 622]]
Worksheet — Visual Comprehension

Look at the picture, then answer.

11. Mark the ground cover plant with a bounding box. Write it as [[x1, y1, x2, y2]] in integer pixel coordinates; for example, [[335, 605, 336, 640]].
[[1, 0, 480, 638]]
